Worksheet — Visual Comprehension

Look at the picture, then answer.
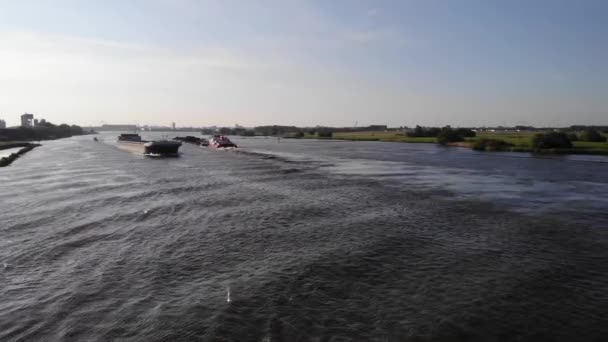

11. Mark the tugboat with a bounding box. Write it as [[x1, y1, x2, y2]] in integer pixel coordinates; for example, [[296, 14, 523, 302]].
[[209, 135, 237, 148], [117, 133, 181, 156]]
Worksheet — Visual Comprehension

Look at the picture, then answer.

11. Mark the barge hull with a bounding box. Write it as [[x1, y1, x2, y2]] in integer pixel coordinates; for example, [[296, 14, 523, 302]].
[[116, 141, 181, 156]]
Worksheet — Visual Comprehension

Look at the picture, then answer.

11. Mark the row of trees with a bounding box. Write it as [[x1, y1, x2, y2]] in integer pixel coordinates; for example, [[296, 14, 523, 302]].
[[406, 125, 476, 145], [210, 124, 476, 141], [569, 125, 608, 134], [407, 125, 476, 139], [533, 128, 607, 149], [568, 129, 607, 142], [202, 125, 606, 149], [532, 132, 573, 149], [0, 122, 87, 141], [205, 125, 339, 138]]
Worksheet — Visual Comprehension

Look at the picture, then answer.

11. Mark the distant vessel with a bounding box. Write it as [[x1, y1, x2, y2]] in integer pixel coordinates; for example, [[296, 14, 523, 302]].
[[210, 135, 237, 148], [117, 133, 181, 156]]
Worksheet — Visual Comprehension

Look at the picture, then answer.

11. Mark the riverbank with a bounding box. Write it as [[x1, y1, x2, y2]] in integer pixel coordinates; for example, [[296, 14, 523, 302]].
[[467, 132, 608, 155], [306, 131, 608, 156], [0, 141, 34, 150], [0, 143, 41, 167]]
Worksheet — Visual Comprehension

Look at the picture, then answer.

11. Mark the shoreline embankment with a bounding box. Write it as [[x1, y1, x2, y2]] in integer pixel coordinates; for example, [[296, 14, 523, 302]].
[[0, 143, 41, 167]]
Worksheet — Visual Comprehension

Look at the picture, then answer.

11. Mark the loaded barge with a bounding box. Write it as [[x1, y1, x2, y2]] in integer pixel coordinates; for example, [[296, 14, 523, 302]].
[[174, 136, 209, 146], [117, 134, 181, 156]]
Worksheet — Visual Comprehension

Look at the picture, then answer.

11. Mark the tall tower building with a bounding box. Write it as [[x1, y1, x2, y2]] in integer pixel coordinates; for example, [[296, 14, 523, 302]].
[[21, 113, 34, 127]]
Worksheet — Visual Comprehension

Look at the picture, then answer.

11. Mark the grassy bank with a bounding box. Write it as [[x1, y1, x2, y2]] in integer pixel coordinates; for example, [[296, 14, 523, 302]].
[[332, 131, 436, 143], [304, 130, 608, 156], [468, 132, 608, 155]]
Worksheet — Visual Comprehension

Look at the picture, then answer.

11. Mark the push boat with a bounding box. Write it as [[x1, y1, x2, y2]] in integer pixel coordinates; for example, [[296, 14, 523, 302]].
[[117, 133, 181, 156], [209, 135, 237, 148]]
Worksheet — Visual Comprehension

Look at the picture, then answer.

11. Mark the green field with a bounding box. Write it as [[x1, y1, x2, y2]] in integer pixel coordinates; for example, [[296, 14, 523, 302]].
[[332, 131, 436, 143], [310, 130, 608, 155], [469, 132, 535, 147], [471, 132, 608, 154]]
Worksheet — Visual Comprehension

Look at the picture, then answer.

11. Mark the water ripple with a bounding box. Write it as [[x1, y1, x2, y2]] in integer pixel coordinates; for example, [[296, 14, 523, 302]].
[[0, 134, 606, 341]]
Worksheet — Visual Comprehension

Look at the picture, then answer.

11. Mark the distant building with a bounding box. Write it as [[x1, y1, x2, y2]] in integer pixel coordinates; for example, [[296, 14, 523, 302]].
[[0, 119, 6, 129], [21, 113, 34, 127], [172, 122, 176, 131]]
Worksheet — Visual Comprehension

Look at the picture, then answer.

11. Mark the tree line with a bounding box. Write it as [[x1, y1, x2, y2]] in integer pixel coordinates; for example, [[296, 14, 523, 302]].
[[201, 124, 607, 149], [203, 125, 388, 138], [406, 125, 476, 144], [0, 122, 88, 141]]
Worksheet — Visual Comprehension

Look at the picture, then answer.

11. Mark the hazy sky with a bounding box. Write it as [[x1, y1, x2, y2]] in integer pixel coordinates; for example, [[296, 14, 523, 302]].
[[0, 0, 606, 127]]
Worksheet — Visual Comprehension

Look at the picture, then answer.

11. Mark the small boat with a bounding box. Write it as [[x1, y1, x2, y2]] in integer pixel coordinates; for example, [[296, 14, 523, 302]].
[[93, 137, 98, 142], [209, 135, 237, 148], [117, 133, 181, 156]]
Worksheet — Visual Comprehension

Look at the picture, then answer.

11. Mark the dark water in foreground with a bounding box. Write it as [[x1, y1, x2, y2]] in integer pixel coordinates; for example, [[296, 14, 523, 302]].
[[1, 133, 607, 341]]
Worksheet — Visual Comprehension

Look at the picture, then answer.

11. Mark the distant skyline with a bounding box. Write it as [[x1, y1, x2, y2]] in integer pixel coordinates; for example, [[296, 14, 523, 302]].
[[0, 0, 606, 127]]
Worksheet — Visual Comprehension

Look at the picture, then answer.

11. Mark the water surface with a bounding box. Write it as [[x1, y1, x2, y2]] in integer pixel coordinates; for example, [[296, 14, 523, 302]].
[[1, 133, 606, 341], [0, 147, 24, 159]]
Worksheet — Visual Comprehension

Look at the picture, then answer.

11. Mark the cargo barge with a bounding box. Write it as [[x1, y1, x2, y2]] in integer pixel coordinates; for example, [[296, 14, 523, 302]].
[[174, 136, 209, 146], [117, 134, 181, 156]]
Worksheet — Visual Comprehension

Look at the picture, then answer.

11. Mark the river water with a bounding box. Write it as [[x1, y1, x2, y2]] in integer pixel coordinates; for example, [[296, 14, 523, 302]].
[[1, 133, 607, 341], [0, 147, 24, 159]]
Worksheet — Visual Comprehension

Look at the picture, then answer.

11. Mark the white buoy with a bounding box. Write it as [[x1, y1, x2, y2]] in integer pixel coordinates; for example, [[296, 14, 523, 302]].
[[226, 287, 231, 303]]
